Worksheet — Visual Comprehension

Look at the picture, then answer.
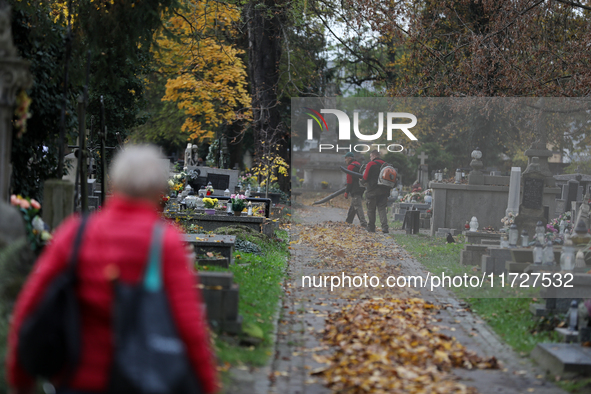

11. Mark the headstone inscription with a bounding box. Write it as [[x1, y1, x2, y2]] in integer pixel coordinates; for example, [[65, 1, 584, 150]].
[[522, 177, 544, 210]]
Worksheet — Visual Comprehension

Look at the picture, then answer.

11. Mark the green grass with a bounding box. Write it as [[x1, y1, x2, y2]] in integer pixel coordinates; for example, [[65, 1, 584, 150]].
[[556, 377, 591, 393], [199, 229, 288, 367], [468, 298, 560, 354], [392, 234, 561, 355], [394, 233, 467, 278]]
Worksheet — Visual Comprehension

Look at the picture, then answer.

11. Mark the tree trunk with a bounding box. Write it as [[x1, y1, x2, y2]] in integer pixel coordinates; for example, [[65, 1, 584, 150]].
[[244, 0, 283, 168]]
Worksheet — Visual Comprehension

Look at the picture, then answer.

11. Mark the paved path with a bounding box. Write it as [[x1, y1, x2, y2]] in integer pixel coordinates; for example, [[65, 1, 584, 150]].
[[226, 204, 566, 394]]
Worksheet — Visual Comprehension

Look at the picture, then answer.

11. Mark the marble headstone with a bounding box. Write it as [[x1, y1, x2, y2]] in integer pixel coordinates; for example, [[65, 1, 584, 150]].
[[506, 166, 521, 216]]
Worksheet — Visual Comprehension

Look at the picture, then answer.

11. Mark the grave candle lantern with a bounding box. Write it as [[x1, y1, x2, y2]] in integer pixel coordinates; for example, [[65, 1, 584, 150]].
[[533, 240, 543, 265], [559, 220, 566, 234], [575, 250, 586, 268], [521, 230, 529, 247], [508, 223, 518, 246], [542, 240, 555, 266], [568, 300, 578, 332], [535, 221, 545, 243], [247, 202, 253, 216], [469, 216, 479, 232], [224, 189, 230, 197], [560, 239, 575, 271], [455, 169, 462, 184]]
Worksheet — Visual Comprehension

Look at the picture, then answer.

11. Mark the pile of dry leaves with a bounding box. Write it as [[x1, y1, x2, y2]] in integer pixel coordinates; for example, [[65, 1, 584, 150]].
[[294, 222, 410, 298], [314, 298, 499, 393]]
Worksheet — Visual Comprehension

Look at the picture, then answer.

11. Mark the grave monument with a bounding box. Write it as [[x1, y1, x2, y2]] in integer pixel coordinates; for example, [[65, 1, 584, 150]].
[[416, 151, 429, 191], [0, 5, 32, 202], [514, 157, 547, 236]]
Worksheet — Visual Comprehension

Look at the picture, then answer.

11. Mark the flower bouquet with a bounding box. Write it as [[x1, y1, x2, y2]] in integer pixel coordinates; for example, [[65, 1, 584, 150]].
[[10, 194, 52, 253], [501, 212, 516, 228], [202, 197, 218, 214], [229, 194, 247, 215]]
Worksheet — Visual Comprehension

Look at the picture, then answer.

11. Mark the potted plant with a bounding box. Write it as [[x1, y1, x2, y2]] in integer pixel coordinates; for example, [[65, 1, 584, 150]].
[[229, 194, 247, 216], [202, 197, 218, 214], [321, 181, 329, 189]]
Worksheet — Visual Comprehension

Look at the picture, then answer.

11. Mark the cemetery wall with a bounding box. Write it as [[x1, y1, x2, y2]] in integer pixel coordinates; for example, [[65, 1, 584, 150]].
[[430, 182, 560, 236]]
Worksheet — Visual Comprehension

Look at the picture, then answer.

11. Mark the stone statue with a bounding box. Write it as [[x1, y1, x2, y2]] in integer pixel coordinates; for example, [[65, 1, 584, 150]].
[[184, 143, 192, 170], [191, 144, 199, 166]]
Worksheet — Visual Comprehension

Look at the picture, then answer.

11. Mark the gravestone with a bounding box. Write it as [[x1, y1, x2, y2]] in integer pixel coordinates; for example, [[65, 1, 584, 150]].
[[532, 343, 591, 377], [566, 179, 579, 215], [514, 157, 547, 237], [577, 186, 584, 202], [88, 196, 99, 212], [562, 184, 569, 200], [417, 152, 429, 191], [505, 167, 521, 216], [198, 271, 242, 334], [460, 244, 489, 266], [522, 177, 545, 210], [435, 228, 458, 237], [0, 200, 26, 244], [184, 234, 236, 268], [555, 199, 566, 215], [481, 247, 513, 275], [43, 179, 75, 230]]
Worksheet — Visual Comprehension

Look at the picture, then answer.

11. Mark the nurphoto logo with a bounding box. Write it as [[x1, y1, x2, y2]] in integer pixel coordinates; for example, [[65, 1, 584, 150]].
[[305, 108, 418, 153]]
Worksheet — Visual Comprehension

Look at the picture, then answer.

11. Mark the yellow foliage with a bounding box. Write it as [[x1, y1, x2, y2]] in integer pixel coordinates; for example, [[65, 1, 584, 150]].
[[154, 0, 251, 142], [252, 145, 289, 186]]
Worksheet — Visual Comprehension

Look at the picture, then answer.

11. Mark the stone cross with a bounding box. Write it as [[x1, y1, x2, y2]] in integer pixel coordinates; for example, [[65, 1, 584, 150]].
[[418, 151, 428, 165]]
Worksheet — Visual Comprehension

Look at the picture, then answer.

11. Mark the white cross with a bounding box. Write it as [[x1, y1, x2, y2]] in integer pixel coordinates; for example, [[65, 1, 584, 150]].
[[418, 151, 428, 165]]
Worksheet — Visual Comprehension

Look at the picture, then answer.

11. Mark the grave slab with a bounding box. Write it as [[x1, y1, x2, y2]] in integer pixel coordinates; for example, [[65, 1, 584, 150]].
[[555, 327, 579, 343], [505, 261, 530, 274], [481, 247, 513, 275], [184, 234, 236, 265], [460, 244, 489, 266], [198, 271, 234, 288], [198, 271, 242, 334], [168, 213, 274, 236], [463, 231, 503, 245], [531, 343, 591, 377]]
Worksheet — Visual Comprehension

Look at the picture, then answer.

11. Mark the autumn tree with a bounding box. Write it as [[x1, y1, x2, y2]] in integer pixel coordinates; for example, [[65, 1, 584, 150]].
[[154, 0, 251, 144]]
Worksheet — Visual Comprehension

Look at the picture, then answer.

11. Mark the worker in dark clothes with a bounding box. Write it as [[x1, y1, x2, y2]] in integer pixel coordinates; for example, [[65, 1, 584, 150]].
[[362, 150, 391, 233], [344, 152, 367, 228]]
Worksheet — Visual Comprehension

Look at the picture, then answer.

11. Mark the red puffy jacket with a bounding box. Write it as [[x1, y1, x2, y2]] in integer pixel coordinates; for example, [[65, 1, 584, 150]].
[[7, 195, 219, 393]]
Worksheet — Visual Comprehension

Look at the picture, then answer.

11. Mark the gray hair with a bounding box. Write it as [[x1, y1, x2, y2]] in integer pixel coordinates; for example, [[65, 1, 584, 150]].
[[109, 145, 169, 199]]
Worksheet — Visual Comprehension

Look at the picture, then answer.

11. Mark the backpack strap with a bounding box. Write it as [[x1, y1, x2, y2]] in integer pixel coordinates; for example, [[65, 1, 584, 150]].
[[144, 222, 165, 292], [68, 214, 89, 274]]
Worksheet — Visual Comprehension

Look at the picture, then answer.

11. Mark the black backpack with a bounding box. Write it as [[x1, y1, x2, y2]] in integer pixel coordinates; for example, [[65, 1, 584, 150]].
[[18, 215, 89, 379], [109, 222, 202, 394]]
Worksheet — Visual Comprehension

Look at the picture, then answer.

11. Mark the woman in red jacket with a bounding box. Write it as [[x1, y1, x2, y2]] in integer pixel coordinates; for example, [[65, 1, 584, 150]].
[[7, 145, 219, 394]]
